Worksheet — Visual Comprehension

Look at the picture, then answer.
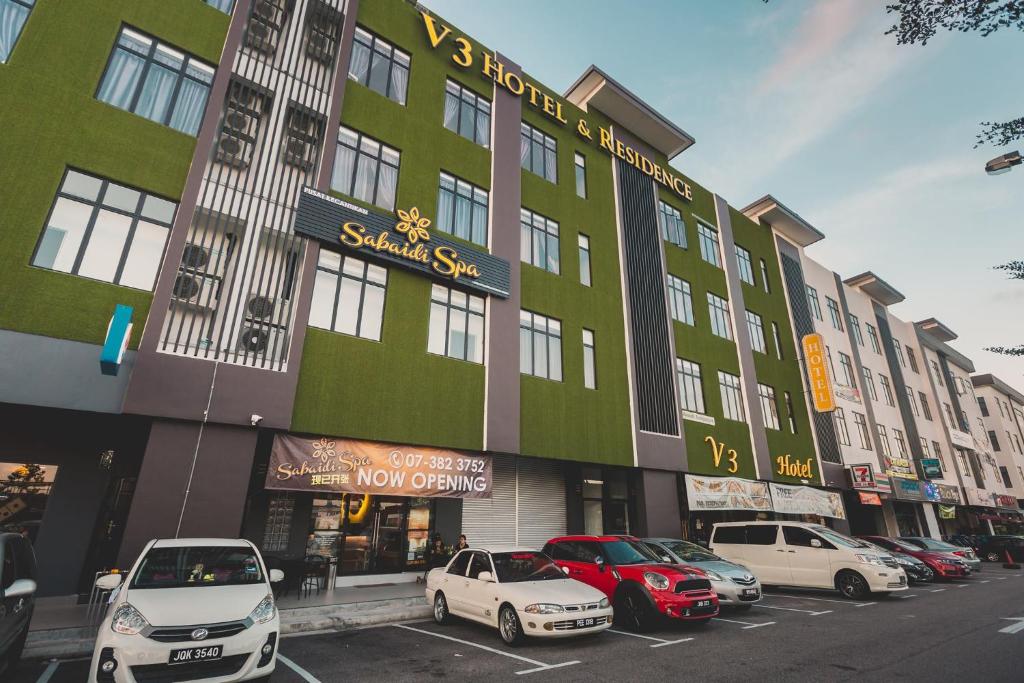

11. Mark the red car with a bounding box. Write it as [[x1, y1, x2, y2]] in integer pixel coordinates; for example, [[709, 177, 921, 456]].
[[857, 535, 970, 580], [543, 535, 719, 632]]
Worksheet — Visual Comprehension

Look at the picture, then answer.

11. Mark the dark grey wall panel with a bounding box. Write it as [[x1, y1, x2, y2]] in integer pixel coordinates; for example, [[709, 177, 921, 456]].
[[873, 304, 926, 475]]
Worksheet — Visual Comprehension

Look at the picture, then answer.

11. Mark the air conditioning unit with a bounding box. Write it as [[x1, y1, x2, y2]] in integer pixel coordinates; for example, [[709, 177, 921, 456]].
[[179, 241, 230, 279], [245, 16, 279, 54], [171, 272, 217, 308], [216, 130, 251, 168], [236, 323, 288, 362], [282, 137, 312, 169], [180, 243, 211, 271], [253, 0, 284, 24], [223, 107, 253, 135], [246, 293, 277, 322], [306, 30, 335, 62]]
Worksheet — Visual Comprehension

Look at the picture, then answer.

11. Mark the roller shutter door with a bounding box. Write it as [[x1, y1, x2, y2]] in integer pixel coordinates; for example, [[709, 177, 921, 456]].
[[461, 456, 566, 548], [461, 456, 516, 546]]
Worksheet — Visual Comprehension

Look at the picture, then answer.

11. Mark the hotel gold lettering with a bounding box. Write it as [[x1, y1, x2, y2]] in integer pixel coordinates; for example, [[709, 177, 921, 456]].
[[420, 11, 692, 202], [775, 454, 814, 479], [704, 435, 739, 474]]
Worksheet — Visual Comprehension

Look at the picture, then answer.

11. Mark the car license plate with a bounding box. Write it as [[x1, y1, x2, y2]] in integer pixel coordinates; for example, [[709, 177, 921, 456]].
[[742, 588, 759, 596], [575, 618, 596, 628], [695, 600, 712, 608], [168, 645, 222, 665]]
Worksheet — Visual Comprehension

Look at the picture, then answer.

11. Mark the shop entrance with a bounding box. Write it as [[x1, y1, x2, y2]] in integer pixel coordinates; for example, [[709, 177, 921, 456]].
[[893, 502, 923, 536]]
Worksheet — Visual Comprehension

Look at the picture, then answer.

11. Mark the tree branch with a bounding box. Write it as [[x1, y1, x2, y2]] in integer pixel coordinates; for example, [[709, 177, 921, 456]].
[[975, 117, 1024, 147], [885, 1, 1024, 46]]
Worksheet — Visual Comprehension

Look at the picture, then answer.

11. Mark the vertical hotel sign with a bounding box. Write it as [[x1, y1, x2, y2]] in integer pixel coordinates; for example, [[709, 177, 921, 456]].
[[802, 333, 835, 413]]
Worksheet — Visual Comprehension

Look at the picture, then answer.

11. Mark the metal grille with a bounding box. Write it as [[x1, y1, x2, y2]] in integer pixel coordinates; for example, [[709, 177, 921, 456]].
[[147, 621, 249, 643], [563, 602, 602, 612], [159, 0, 345, 371], [673, 577, 713, 593], [130, 654, 249, 682]]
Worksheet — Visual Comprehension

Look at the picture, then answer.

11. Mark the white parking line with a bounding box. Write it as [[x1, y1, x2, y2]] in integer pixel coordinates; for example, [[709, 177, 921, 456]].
[[956, 583, 969, 588], [763, 593, 874, 607], [393, 623, 580, 675], [755, 604, 832, 616], [930, 588, 946, 593], [606, 628, 694, 648], [979, 580, 991, 584], [894, 594, 918, 599], [278, 654, 323, 683], [35, 660, 60, 683], [995, 577, 1007, 580], [715, 617, 776, 629]]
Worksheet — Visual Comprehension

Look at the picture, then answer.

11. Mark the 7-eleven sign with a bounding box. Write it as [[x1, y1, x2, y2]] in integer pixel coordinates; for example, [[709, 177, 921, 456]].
[[850, 464, 876, 490]]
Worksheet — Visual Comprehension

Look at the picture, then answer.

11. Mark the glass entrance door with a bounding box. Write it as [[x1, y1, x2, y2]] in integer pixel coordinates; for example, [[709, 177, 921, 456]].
[[331, 496, 434, 576]]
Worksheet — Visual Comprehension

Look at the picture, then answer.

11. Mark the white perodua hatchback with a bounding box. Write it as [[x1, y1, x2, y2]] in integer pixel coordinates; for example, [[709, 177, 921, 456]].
[[88, 538, 283, 683]]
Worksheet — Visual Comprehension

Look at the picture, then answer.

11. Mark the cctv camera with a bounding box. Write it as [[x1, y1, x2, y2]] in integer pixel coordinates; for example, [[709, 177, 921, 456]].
[[250, 414, 264, 427]]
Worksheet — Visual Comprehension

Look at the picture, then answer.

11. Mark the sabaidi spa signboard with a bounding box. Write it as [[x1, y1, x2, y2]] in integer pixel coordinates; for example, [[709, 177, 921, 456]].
[[294, 188, 511, 299], [266, 434, 492, 499]]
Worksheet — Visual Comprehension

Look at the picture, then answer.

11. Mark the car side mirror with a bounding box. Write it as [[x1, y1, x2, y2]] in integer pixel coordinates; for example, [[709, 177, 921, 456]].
[[661, 555, 672, 563], [810, 538, 822, 548], [595, 556, 605, 572], [269, 569, 285, 583], [95, 574, 123, 591], [4, 578, 36, 599], [561, 565, 570, 575], [477, 571, 494, 583]]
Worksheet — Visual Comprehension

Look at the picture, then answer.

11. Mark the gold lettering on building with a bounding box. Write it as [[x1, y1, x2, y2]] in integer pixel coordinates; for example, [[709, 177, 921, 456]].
[[704, 435, 739, 474]]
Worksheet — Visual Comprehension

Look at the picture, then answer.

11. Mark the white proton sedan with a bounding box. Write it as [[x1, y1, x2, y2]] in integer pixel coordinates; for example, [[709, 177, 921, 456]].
[[88, 538, 283, 683], [426, 546, 613, 645]]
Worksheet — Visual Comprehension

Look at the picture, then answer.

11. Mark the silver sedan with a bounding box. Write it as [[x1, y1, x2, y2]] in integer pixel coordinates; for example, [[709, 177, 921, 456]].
[[642, 538, 762, 610]]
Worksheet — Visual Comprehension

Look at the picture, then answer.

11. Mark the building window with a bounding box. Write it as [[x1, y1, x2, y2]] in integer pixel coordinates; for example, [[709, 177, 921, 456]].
[[31, 169, 176, 290], [658, 200, 686, 247], [436, 172, 488, 246], [905, 387, 919, 416], [862, 367, 878, 401], [892, 338, 906, 367], [428, 284, 485, 363], [919, 437, 930, 458], [676, 358, 705, 414], [521, 121, 557, 183], [718, 371, 744, 421], [930, 359, 944, 386], [759, 258, 770, 294], [582, 329, 596, 389], [1000, 466, 1013, 488], [759, 384, 780, 430], [854, 412, 871, 449], [309, 252, 386, 341], [826, 297, 843, 331], [520, 310, 562, 381], [707, 293, 733, 340], [784, 391, 797, 433], [877, 425, 892, 457], [0, 0, 33, 62], [943, 402, 955, 428], [697, 223, 721, 267], [989, 430, 1001, 451], [932, 440, 944, 464], [667, 275, 694, 325], [96, 27, 215, 136], [906, 346, 920, 374], [849, 314, 864, 346], [954, 448, 970, 478], [893, 429, 908, 457], [349, 27, 409, 104], [866, 323, 880, 354], [746, 310, 766, 353], [767, 322, 784, 360], [920, 392, 933, 421], [443, 79, 490, 148], [735, 245, 755, 285], [975, 396, 987, 417], [838, 352, 856, 388], [331, 127, 399, 211], [520, 208, 559, 274], [578, 234, 592, 286], [834, 407, 851, 446], [205, 0, 234, 12], [806, 285, 822, 321], [880, 374, 895, 407], [574, 153, 587, 198]]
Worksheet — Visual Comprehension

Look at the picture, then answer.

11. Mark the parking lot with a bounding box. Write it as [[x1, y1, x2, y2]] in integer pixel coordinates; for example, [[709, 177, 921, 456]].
[[16, 567, 1024, 682]]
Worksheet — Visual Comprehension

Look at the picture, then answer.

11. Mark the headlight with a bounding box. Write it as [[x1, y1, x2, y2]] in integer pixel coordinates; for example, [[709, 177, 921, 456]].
[[703, 570, 724, 581], [895, 556, 915, 566], [598, 597, 610, 609], [111, 603, 149, 635], [643, 572, 671, 591], [524, 604, 564, 614], [855, 554, 886, 567], [248, 594, 276, 624]]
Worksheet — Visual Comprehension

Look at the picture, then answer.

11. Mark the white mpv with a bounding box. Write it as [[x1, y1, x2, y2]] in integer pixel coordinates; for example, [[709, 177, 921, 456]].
[[710, 522, 908, 600], [88, 538, 283, 682]]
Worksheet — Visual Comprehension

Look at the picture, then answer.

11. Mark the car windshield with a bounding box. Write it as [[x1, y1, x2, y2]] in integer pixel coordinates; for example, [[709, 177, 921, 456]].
[[662, 541, 719, 562], [812, 527, 869, 549], [888, 538, 919, 552], [915, 539, 957, 551], [131, 546, 264, 589], [491, 552, 565, 583], [601, 540, 657, 565]]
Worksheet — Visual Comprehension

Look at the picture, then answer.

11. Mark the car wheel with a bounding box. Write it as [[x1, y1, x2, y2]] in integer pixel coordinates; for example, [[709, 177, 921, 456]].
[[433, 592, 451, 625], [986, 551, 1001, 563], [835, 570, 870, 600], [498, 605, 525, 646], [615, 588, 652, 633], [1, 625, 28, 674]]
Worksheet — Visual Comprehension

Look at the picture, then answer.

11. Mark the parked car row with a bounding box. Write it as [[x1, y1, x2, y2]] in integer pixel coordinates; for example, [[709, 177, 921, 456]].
[[945, 534, 1024, 563]]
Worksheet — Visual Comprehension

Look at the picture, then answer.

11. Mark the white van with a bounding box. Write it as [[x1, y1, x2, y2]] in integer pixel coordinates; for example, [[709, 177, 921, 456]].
[[709, 522, 908, 599]]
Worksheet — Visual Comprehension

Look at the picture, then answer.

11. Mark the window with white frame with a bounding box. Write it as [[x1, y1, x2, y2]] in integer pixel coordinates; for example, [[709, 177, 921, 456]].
[[920, 437, 931, 458], [784, 391, 797, 433], [96, 27, 215, 136], [520, 208, 559, 274], [853, 411, 871, 449], [759, 384, 780, 430], [31, 168, 176, 290], [520, 310, 562, 380], [834, 407, 851, 446], [443, 79, 490, 147], [718, 371, 744, 421], [806, 285, 823, 321], [578, 234, 591, 286], [658, 200, 686, 247], [349, 26, 409, 105], [771, 321, 784, 360], [205, 0, 234, 13], [676, 358, 705, 414], [667, 275, 694, 325], [574, 153, 587, 198], [735, 245, 755, 285], [708, 292, 732, 340], [746, 310, 766, 353], [582, 328, 596, 389], [0, 0, 34, 62], [427, 284, 485, 363], [309, 253, 386, 341], [331, 127, 400, 211], [759, 258, 770, 293], [436, 172, 488, 246], [697, 223, 721, 267], [521, 121, 557, 182]]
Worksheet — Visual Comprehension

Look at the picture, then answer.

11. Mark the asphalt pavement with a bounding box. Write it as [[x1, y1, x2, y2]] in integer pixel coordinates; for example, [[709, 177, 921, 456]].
[[14, 565, 1024, 682]]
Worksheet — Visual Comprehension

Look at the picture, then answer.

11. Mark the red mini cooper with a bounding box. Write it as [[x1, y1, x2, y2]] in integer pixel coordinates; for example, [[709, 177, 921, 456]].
[[543, 535, 719, 632]]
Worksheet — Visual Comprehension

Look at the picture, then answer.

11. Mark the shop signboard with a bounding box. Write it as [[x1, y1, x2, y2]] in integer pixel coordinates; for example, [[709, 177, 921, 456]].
[[266, 434, 492, 499], [923, 482, 941, 503], [964, 487, 993, 507], [920, 458, 943, 479], [893, 478, 927, 501], [938, 504, 957, 519], [683, 474, 772, 512], [833, 385, 861, 404], [849, 464, 876, 490], [858, 491, 882, 506], [949, 429, 974, 450], [885, 455, 917, 480], [768, 483, 847, 520], [995, 494, 1019, 510], [935, 483, 963, 505], [294, 188, 511, 299], [874, 473, 893, 495], [802, 334, 835, 413]]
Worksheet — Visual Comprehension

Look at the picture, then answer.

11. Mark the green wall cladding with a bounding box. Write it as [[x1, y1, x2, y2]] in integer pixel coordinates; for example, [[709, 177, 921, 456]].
[[0, 1, 229, 347]]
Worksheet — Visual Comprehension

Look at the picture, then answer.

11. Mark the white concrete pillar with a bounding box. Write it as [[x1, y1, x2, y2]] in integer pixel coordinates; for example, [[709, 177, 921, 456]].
[[921, 504, 942, 539]]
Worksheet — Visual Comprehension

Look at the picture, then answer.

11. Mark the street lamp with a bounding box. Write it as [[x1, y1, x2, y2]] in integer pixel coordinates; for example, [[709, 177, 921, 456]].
[[985, 151, 1022, 175]]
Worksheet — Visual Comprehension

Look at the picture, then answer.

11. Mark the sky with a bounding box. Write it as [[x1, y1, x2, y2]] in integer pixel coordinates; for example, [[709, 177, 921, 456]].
[[425, 0, 1024, 389]]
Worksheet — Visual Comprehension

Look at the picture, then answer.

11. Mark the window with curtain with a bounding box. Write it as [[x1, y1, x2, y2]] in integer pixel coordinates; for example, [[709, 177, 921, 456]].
[[582, 329, 596, 389], [707, 292, 732, 340], [746, 310, 766, 353], [521, 121, 557, 183], [578, 234, 591, 286], [520, 310, 562, 381], [718, 372, 744, 421], [676, 358, 705, 414], [428, 284, 485, 363], [204, 0, 234, 13], [443, 79, 490, 147], [574, 153, 587, 198], [0, 0, 33, 63], [96, 27, 214, 136], [759, 384, 780, 430], [735, 245, 754, 285], [436, 172, 488, 246], [348, 26, 409, 105], [697, 222, 721, 267], [31, 168, 176, 290], [667, 274, 694, 325], [658, 201, 686, 248], [308, 252, 387, 341], [520, 208, 559, 274], [331, 126, 400, 211]]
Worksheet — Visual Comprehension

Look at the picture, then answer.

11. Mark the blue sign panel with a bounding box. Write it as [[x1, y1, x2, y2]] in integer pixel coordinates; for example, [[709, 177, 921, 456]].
[[100, 304, 134, 376]]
